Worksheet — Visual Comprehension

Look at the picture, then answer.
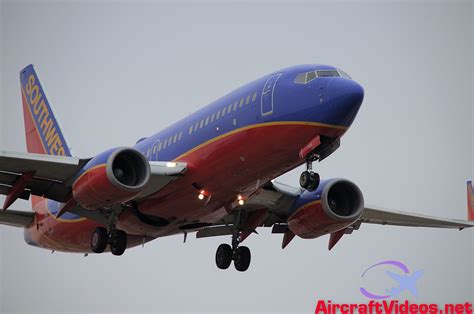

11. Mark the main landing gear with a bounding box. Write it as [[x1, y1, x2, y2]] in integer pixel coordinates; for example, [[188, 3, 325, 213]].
[[299, 157, 320, 192], [215, 210, 251, 272], [91, 227, 128, 256], [91, 207, 128, 256]]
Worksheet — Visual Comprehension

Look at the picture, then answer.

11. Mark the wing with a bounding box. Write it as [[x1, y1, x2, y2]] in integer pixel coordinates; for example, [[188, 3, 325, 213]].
[[361, 206, 473, 229], [195, 181, 473, 250], [0, 150, 187, 213], [0, 150, 89, 206]]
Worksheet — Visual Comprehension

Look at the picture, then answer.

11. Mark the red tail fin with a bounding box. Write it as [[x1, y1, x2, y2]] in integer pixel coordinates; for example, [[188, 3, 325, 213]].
[[467, 181, 473, 221], [20, 65, 71, 157], [20, 65, 72, 209]]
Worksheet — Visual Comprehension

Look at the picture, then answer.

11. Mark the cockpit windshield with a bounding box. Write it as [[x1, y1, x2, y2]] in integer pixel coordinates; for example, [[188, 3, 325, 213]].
[[294, 68, 351, 84]]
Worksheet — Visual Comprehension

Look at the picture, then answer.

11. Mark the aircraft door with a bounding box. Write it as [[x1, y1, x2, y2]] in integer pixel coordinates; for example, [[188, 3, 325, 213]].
[[261, 73, 281, 117]]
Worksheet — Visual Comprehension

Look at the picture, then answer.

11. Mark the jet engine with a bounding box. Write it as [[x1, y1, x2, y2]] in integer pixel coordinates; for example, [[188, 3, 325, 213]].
[[287, 179, 364, 239], [72, 147, 150, 209]]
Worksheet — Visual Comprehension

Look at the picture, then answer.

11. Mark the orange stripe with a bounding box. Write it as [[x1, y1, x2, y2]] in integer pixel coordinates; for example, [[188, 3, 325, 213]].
[[173, 121, 346, 161], [288, 200, 322, 220]]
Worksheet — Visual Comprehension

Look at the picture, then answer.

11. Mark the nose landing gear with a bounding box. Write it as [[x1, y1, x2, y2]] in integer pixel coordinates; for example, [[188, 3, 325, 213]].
[[300, 158, 320, 192]]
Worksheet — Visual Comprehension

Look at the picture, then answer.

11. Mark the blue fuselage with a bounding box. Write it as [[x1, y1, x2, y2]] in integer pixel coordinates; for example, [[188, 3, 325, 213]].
[[134, 64, 364, 162]]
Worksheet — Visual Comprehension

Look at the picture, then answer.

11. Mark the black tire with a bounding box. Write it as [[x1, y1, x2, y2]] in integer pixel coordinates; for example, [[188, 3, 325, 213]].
[[300, 171, 311, 189], [91, 227, 108, 253], [110, 230, 127, 256], [234, 246, 251, 272], [307, 172, 320, 192], [215, 244, 233, 270]]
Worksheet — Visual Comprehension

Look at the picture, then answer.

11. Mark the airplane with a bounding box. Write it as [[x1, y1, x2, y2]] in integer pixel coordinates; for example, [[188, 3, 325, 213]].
[[0, 64, 473, 272], [386, 269, 424, 298]]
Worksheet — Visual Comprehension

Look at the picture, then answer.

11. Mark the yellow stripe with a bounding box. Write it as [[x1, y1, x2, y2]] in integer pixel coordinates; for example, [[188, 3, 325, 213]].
[[71, 164, 107, 189], [173, 121, 346, 161], [47, 210, 87, 223]]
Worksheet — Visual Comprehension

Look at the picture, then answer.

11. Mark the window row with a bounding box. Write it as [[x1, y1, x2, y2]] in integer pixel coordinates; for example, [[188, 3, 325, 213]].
[[188, 91, 257, 135], [145, 130, 184, 159], [144, 90, 258, 158]]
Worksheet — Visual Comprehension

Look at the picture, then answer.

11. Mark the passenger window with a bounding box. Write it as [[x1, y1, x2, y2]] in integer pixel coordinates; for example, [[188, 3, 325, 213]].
[[178, 132, 183, 140], [210, 113, 215, 123], [169, 136, 173, 145], [216, 110, 221, 120], [200, 120, 204, 128], [227, 104, 232, 114], [194, 122, 198, 131], [188, 125, 193, 135], [239, 98, 244, 107], [233, 101, 238, 111], [252, 92, 257, 102], [221, 107, 226, 117], [173, 134, 178, 143], [205, 116, 209, 125], [245, 95, 250, 104], [158, 142, 162, 151], [163, 139, 167, 148]]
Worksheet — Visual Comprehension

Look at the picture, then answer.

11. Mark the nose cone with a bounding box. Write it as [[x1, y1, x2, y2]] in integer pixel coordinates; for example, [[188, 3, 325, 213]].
[[327, 79, 364, 127]]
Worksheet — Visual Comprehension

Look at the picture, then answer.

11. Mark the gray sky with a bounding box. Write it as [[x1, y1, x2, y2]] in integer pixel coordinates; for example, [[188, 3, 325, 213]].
[[0, 1, 473, 313]]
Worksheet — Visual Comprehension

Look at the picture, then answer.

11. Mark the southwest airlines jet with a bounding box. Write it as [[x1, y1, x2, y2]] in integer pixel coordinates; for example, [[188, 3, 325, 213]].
[[0, 64, 472, 272]]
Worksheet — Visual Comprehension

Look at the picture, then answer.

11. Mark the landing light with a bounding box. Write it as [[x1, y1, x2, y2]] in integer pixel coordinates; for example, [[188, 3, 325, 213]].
[[237, 195, 245, 205], [166, 162, 177, 168], [198, 193, 205, 200]]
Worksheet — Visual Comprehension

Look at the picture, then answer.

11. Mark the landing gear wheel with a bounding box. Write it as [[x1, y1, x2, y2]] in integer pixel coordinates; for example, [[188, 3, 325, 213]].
[[215, 244, 233, 269], [234, 246, 251, 272], [300, 171, 311, 189], [91, 227, 108, 253], [110, 230, 127, 256], [307, 172, 320, 192]]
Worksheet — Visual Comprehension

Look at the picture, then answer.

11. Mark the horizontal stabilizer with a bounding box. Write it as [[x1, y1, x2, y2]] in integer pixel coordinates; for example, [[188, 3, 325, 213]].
[[0, 209, 34, 228]]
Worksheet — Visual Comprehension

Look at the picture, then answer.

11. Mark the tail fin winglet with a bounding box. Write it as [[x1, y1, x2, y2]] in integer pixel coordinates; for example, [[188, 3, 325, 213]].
[[467, 181, 473, 222], [20, 64, 72, 156]]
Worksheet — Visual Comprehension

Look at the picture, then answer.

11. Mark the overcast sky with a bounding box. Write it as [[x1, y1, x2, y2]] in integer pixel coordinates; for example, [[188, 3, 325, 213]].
[[0, 1, 473, 313]]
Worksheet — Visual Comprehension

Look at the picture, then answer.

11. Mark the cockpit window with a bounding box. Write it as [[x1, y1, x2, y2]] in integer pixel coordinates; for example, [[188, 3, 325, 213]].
[[306, 71, 317, 82], [294, 73, 307, 84], [338, 69, 351, 79], [316, 70, 340, 77], [294, 69, 348, 84]]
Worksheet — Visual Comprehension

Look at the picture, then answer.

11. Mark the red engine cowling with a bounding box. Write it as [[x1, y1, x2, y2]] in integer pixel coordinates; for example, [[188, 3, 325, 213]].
[[72, 147, 150, 209], [287, 179, 364, 239]]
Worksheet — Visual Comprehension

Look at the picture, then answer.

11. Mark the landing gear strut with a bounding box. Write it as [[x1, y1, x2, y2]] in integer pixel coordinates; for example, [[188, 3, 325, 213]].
[[90, 206, 128, 256], [300, 157, 320, 192], [215, 210, 251, 272]]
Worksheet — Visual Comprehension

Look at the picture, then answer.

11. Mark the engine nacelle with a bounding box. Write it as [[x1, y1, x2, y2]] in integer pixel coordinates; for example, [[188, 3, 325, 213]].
[[72, 147, 150, 209], [287, 179, 364, 239]]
